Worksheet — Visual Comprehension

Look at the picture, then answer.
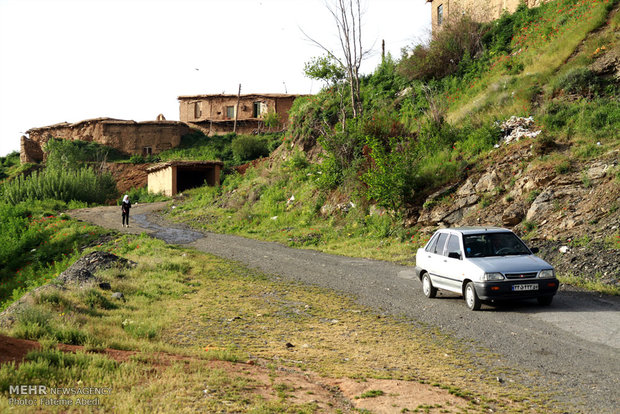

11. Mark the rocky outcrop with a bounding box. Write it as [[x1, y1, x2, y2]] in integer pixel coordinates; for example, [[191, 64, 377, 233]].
[[418, 145, 620, 242]]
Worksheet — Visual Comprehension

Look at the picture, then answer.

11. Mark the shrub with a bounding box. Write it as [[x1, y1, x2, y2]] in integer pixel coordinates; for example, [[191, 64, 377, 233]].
[[362, 135, 420, 214], [231, 135, 270, 164], [555, 159, 571, 174], [44, 138, 125, 168], [2, 167, 118, 205], [263, 110, 282, 130], [399, 16, 485, 81], [553, 67, 600, 96]]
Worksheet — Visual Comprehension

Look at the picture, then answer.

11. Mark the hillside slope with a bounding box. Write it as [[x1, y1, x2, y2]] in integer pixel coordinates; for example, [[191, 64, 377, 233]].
[[167, 0, 619, 293]]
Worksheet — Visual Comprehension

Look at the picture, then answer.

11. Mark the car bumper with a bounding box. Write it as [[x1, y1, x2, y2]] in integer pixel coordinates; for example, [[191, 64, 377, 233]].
[[414, 266, 423, 279], [474, 279, 559, 301]]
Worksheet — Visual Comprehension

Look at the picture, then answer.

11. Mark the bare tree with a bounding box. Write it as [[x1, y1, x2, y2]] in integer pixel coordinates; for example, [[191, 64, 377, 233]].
[[302, 0, 369, 119]]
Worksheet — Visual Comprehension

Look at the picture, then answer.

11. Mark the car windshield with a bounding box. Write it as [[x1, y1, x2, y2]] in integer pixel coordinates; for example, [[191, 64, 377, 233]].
[[463, 232, 531, 258]]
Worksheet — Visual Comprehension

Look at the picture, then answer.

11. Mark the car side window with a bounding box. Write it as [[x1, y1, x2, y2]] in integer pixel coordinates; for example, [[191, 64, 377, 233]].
[[434, 233, 448, 255], [425, 233, 439, 253], [445, 234, 462, 258]]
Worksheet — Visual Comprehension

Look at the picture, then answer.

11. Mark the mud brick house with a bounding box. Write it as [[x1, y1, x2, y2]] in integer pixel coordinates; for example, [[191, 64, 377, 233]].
[[426, 0, 549, 32], [20, 118, 190, 164], [178, 93, 301, 136], [147, 161, 223, 196]]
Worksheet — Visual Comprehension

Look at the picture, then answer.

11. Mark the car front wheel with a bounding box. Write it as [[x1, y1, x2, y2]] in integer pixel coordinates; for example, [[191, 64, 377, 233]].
[[422, 273, 437, 298], [464, 282, 481, 311]]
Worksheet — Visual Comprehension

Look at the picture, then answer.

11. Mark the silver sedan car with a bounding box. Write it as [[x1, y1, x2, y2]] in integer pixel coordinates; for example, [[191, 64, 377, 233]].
[[415, 227, 559, 310]]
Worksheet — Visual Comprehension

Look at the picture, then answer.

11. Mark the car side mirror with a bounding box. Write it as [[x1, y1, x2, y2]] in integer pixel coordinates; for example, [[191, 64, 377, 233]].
[[448, 252, 461, 260], [530, 247, 539, 254]]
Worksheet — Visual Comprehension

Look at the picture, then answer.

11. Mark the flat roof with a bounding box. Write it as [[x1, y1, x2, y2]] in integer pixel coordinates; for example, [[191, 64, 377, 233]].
[[146, 160, 223, 173], [178, 93, 305, 100], [27, 118, 186, 133]]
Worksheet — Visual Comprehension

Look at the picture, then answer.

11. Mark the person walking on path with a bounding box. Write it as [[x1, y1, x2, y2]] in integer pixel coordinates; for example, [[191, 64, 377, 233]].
[[121, 195, 131, 227]]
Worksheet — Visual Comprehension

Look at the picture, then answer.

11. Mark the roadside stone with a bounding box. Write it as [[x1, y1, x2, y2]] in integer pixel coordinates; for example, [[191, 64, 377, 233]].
[[55, 251, 136, 286]]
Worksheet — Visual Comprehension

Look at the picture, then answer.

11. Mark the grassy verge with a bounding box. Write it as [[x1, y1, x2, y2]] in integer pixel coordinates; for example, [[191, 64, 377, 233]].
[[0, 200, 107, 311], [1, 234, 557, 412], [166, 160, 429, 264]]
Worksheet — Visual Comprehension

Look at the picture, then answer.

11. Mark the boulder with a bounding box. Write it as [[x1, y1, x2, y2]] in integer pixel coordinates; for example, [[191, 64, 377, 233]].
[[502, 204, 525, 226], [475, 171, 500, 193]]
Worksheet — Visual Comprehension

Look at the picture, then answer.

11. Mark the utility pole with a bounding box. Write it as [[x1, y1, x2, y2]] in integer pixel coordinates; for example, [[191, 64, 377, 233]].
[[233, 83, 241, 133], [382, 39, 385, 63]]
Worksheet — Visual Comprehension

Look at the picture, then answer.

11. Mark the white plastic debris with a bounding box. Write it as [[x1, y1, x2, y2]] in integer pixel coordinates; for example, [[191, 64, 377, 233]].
[[499, 116, 542, 146], [559, 246, 569, 253]]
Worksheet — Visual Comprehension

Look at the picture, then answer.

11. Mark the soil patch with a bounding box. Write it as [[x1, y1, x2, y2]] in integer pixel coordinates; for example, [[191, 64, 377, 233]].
[[0, 334, 469, 412]]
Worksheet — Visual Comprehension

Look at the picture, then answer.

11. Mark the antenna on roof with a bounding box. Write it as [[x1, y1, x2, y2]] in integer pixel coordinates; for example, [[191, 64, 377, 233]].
[[283, 81, 287, 93]]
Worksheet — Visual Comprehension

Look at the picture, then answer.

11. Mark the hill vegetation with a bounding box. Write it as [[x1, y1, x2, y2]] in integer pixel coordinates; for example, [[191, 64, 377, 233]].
[[166, 0, 619, 290]]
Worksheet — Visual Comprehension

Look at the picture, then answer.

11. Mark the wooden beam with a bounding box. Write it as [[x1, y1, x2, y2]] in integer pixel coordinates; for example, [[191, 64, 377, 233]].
[[233, 83, 241, 133]]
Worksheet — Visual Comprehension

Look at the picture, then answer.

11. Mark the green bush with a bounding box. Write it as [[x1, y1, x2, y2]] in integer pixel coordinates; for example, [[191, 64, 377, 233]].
[[398, 16, 485, 81], [44, 138, 125, 167], [2, 167, 118, 205], [362, 135, 420, 214], [231, 135, 270, 164], [0, 151, 20, 180], [553, 67, 600, 95]]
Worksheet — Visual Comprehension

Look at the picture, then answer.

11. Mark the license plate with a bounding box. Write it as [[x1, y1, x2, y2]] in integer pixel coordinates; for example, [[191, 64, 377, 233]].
[[512, 283, 538, 291]]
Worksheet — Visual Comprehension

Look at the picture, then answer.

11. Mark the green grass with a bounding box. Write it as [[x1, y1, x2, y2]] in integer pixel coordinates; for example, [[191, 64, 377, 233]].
[[355, 389, 385, 399], [0, 200, 106, 311], [559, 273, 620, 296]]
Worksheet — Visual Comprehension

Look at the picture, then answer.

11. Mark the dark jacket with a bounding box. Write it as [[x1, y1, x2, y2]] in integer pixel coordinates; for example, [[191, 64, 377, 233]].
[[121, 201, 131, 214]]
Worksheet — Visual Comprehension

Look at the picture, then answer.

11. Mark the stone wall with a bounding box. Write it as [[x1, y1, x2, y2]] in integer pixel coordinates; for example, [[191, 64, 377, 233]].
[[21, 118, 190, 164], [428, 0, 550, 32]]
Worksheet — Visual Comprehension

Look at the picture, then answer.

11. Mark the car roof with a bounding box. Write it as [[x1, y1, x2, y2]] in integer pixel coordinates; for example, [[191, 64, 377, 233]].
[[436, 227, 512, 235]]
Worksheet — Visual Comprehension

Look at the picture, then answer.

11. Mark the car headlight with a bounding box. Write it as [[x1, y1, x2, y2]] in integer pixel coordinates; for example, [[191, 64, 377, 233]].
[[538, 269, 555, 279], [483, 272, 505, 281]]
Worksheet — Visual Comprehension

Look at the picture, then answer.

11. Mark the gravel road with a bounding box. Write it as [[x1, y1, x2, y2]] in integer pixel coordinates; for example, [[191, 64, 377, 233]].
[[70, 202, 620, 413]]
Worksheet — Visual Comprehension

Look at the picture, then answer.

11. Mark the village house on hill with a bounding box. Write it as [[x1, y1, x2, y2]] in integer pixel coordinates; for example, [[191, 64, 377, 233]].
[[178, 93, 301, 136], [20, 117, 190, 164], [20, 93, 304, 164], [426, 0, 550, 32]]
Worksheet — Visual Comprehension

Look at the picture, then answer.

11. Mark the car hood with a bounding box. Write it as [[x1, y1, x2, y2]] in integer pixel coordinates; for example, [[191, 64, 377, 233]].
[[468, 255, 553, 273]]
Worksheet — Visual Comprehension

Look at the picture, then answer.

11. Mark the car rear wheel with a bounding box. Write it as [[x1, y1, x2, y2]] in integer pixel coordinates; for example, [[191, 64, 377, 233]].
[[422, 273, 437, 298], [464, 282, 481, 311], [537, 295, 553, 306]]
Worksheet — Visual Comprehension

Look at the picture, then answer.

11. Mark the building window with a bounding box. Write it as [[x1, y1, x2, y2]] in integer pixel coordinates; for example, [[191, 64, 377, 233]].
[[226, 105, 235, 119], [253, 101, 267, 118], [194, 102, 202, 119], [142, 147, 152, 157], [437, 4, 443, 26]]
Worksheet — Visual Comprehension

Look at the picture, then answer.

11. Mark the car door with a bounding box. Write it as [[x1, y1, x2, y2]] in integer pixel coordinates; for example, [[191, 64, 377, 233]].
[[426, 232, 449, 289], [439, 234, 464, 293]]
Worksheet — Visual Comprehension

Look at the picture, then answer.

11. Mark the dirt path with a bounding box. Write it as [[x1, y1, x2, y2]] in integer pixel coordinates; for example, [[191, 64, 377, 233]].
[[69, 202, 620, 413]]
